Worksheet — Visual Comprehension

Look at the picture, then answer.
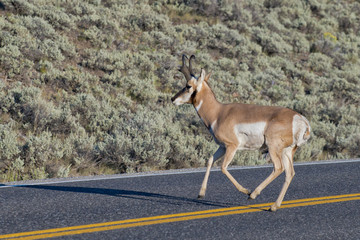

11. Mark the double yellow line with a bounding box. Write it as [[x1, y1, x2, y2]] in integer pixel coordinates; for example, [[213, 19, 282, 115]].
[[2, 193, 360, 240]]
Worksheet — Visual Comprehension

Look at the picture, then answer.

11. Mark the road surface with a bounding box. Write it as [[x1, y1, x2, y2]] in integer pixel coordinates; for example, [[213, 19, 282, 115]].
[[1, 160, 359, 239]]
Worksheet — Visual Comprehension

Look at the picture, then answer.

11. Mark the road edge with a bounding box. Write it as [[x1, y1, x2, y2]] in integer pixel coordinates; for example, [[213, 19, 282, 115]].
[[1, 158, 360, 188]]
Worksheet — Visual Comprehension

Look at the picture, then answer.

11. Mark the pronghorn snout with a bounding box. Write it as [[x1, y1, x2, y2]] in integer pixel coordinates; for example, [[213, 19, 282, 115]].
[[171, 89, 186, 105], [171, 95, 181, 105]]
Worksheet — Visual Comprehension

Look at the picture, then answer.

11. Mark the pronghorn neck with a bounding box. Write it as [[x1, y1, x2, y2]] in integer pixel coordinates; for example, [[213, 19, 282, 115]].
[[192, 82, 221, 129]]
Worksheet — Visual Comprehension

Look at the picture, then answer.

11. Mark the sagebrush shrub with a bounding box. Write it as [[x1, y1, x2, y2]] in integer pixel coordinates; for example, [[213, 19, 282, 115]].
[[0, 0, 359, 181]]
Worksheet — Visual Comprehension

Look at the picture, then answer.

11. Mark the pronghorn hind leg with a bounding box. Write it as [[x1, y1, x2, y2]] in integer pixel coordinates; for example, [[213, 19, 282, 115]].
[[270, 146, 296, 212], [198, 146, 226, 199], [221, 146, 251, 195], [249, 146, 284, 200]]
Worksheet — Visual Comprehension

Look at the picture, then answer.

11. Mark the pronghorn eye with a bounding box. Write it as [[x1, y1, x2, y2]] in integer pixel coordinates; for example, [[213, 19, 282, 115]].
[[186, 85, 192, 89]]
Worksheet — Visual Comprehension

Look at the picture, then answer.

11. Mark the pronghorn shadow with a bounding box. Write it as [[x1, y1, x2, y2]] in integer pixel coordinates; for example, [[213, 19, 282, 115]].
[[19, 184, 255, 209]]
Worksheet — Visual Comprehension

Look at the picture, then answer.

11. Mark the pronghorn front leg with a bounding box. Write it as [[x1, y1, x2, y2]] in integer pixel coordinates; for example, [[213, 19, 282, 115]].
[[198, 146, 225, 199], [221, 146, 251, 195]]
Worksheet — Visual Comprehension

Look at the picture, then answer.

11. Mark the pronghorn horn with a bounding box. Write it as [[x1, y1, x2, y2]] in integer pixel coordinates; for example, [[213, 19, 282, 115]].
[[179, 54, 192, 81], [189, 55, 196, 78]]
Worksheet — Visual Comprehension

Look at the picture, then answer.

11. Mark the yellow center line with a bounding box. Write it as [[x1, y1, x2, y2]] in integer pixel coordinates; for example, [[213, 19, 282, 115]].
[[1, 193, 359, 240]]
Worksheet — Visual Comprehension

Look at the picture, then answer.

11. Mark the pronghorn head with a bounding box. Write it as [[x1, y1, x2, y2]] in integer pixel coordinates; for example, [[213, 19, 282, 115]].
[[171, 55, 210, 106]]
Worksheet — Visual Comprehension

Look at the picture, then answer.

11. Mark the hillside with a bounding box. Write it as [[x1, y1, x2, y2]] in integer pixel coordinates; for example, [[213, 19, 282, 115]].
[[0, 0, 359, 181]]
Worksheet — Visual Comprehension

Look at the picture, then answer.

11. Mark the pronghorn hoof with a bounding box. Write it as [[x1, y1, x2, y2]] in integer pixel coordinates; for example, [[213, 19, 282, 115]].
[[197, 194, 204, 199], [270, 204, 278, 212], [248, 192, 257, 200]]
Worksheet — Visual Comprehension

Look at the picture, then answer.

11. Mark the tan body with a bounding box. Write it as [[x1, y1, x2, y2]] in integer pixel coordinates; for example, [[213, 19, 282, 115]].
[[172, 56, 310, 211]]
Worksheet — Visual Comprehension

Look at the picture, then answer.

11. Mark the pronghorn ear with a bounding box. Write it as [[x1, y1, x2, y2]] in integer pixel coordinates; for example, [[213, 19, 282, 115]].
[[198, 68, 206, 84], [204, 72, 211, 82], [196, 68, 206, 92]]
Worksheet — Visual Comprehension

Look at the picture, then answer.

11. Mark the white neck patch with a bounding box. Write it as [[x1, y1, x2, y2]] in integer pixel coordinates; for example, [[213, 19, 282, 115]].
[[196, 83, 202, 92], [195, 100, 203, 112]]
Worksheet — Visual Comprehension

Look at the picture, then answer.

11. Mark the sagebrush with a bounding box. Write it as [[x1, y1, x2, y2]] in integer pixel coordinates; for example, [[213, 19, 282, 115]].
[[0, 0, 359, 182]]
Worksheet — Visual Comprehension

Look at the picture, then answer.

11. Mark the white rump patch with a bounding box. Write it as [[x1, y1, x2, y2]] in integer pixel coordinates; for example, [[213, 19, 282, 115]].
[[292, 115, 311, 146], [234, 122, 267, 150]]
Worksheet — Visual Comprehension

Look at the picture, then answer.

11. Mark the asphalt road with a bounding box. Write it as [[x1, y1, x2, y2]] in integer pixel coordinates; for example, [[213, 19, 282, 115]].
[[1, 160, 359, 240]]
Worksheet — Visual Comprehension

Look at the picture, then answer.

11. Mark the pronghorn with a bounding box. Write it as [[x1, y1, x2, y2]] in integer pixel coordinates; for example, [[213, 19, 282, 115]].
[[171, 55, 311, 211]]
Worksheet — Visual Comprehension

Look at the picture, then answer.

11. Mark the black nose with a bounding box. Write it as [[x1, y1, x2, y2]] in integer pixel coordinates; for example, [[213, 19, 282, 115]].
[[171, 96, 175, 102]]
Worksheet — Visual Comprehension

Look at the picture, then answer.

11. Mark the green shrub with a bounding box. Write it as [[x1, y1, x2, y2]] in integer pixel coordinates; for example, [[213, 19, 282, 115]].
[[0, 0, 359, 181], [0, 122, 20, 164]]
